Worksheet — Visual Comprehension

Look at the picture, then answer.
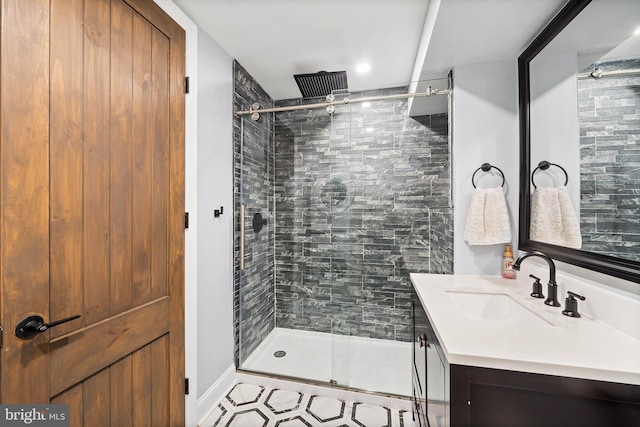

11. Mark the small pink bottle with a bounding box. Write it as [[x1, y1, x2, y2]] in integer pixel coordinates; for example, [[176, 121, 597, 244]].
[[502, 244, 516, 279]]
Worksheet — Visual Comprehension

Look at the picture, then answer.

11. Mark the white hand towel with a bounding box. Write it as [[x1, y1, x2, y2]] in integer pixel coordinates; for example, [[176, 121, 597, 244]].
[[530, 187, 582, 249], [464, 187, 512, 246]]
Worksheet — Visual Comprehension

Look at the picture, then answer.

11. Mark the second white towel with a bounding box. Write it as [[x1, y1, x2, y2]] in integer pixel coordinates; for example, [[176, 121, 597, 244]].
[[464, 187, 512, 246], [530, 187, 581, 249]]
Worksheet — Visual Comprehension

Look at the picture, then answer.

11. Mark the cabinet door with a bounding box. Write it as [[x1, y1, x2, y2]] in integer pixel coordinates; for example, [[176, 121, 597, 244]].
[[412, 299, 428, 426], [413, 304, 427, 398], [426, 322, 447, 427]]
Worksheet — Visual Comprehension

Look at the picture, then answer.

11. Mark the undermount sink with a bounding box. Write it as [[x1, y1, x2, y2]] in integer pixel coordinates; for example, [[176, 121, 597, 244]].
[[446, 291, 553, 326]]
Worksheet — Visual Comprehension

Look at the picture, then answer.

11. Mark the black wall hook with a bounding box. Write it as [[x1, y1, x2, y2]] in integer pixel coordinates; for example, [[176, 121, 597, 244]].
[[214, 206, 224, 218]]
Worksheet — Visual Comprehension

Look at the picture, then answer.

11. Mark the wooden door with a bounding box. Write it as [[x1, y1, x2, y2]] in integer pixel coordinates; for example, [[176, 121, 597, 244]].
[[0, 0, 185, 425]]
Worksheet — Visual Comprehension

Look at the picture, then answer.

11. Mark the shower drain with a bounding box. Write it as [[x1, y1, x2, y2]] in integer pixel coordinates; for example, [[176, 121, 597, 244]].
[[273, 350, 286, 358]]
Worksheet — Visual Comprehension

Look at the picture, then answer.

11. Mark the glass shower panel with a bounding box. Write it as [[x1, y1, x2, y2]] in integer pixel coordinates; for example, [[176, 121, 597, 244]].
[[272, 94, 353, 387], [327, 94, 353, 387]]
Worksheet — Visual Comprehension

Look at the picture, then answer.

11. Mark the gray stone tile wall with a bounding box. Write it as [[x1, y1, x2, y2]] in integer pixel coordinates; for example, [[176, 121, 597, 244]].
[[273, 89, 453, 342], [578, 59, 640, 261], [233, 61, 275, 365]]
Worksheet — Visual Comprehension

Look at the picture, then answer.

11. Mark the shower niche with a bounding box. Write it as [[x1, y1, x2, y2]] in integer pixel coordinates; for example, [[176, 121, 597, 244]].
[[233, 61, 453, 397]]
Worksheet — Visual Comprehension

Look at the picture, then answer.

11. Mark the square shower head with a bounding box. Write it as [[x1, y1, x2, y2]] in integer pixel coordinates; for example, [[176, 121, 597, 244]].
[[293, 70, 348, 99]]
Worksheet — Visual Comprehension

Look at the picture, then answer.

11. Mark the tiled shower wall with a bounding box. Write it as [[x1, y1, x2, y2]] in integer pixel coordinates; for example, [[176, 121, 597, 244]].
[[233, 61, 275, 363], [578, 59, 640, 261], [273, 90, 453, 342]]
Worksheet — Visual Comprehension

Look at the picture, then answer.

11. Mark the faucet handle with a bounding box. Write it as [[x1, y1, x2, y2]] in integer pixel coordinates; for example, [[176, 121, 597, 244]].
[[528, 275, 544, 299], [562, 291, 586, 318]]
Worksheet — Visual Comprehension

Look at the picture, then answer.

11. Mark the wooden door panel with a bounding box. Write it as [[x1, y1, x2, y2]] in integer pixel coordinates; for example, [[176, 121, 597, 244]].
[[52, 385, 83, 427], [49, 297, 170, 396], [50, 338, 169, 427], [151, 335, 171, 425], [48, 0, 171, 331], [50, 0, 84, 339], [151, 28, 171, 303], [132, 345, 152, 427], [110, 0, 135, 316], [132, 14, 154, 308], [111, 356, 133, 427], [1, 0, 185, 421], [83, 0, 112, 327], [83, 369, 110, 427]]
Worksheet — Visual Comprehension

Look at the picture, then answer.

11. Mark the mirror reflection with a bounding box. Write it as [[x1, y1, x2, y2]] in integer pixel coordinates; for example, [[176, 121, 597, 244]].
[[528, 0, 640, 262]]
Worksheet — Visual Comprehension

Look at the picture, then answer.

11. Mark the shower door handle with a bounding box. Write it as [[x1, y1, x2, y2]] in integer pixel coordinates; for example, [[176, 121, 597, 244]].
[[240, 204, 245, 270]]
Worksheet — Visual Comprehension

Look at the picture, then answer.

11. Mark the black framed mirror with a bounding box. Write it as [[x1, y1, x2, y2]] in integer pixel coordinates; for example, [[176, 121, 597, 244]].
[[518, 0, 640, 283]]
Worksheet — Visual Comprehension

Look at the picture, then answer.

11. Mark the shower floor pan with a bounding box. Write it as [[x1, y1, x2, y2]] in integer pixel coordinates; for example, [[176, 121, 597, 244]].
[[241, 327, 411, 397]]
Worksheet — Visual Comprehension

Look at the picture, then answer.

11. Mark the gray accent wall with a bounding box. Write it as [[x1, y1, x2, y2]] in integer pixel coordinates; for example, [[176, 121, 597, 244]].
[[273, 89, 452, 342], [578, 59, 640, 261]]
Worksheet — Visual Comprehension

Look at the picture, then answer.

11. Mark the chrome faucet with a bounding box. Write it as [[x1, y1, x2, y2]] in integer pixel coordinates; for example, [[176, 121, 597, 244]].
[[512, 252, 561, 307]]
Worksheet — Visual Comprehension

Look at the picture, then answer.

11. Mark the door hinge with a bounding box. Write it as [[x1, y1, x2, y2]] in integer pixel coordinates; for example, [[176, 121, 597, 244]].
[[185, 212, 189, 229], [184, 76, 190, 94], [185, 378, 190, 395], [0, 325, 3, 348]]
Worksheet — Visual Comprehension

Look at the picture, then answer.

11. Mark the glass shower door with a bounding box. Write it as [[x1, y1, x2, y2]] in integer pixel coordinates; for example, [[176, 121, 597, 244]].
[[327, 93, 354, 388], [237, 95, 355, 388]]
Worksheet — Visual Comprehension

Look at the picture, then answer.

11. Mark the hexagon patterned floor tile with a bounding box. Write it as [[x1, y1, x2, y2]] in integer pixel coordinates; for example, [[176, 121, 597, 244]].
[[201, 382, 416, 427], [265, 389, 303, 415]]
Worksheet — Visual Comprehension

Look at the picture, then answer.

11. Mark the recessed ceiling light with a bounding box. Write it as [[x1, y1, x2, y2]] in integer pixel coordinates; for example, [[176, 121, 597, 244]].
[[635, 27, 640, 35], [362, 102, 371, 108], [356, 63, 371, 73]]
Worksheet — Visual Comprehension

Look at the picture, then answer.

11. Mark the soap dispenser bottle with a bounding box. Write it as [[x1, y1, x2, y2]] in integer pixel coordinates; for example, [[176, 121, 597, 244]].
[[502, 244, 516, 279]]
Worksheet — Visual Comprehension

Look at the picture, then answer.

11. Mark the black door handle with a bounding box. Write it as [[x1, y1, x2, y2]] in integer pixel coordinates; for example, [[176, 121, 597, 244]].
[[15, 314, 81, 339]]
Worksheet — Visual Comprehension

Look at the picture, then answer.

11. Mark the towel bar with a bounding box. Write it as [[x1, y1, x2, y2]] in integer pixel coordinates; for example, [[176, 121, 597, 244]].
[[471, 163, 505, 188], [531, 161, 568, 188]]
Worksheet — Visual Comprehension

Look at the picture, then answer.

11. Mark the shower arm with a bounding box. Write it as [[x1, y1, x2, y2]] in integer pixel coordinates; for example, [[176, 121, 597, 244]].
[[234, 87, 452, 117]]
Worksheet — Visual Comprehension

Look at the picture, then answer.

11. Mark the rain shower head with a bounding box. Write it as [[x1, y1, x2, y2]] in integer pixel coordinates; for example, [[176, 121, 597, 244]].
[[293, 70, 348, 99]]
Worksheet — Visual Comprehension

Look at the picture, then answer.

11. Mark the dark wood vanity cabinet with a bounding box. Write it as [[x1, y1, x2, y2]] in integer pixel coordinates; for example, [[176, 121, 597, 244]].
[[411, 296, 640, 427], [451, 365, 640, 427]]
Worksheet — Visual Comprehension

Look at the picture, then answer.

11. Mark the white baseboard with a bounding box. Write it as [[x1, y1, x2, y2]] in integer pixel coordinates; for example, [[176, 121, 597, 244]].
[[197, 365, 237, 426]]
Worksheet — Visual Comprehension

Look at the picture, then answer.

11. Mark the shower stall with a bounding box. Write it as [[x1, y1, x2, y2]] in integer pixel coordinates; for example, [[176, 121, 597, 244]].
[[233, 61, 454, 397]]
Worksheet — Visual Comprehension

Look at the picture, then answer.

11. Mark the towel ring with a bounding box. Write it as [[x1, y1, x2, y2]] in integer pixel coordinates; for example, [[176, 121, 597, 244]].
[[471, 163, 505, 188], [531, 161, 568, 188]]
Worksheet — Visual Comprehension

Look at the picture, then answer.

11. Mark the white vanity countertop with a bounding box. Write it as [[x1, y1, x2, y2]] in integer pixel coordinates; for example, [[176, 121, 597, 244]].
[[410, 273, 640, 386]]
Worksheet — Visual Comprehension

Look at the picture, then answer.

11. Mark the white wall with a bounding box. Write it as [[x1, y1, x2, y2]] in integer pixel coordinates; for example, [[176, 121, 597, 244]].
[[452, 60, 519, 275], [529, 51, 580, 207], [195, 29, 235, 398]]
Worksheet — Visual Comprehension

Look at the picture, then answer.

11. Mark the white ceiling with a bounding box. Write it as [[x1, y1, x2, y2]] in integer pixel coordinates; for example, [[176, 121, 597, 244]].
[[173, 0, 568, 103]]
